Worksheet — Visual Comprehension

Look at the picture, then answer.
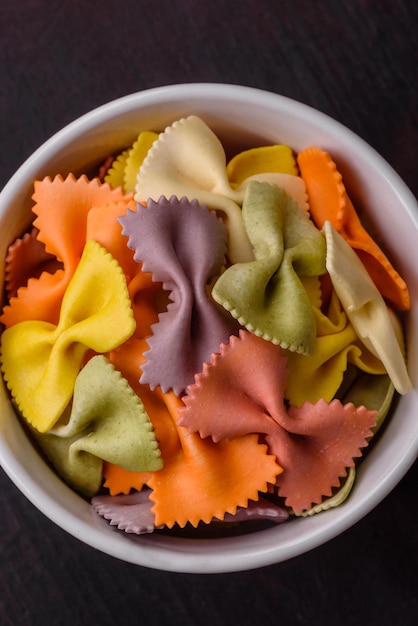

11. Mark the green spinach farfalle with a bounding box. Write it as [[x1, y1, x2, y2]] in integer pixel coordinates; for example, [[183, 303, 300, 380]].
[[212, 181, 327, 355], [31, 355, 162, 497]]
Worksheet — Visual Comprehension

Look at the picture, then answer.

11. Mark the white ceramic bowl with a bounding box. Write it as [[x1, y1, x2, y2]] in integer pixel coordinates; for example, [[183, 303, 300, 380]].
[[0, 83, 417, 574]]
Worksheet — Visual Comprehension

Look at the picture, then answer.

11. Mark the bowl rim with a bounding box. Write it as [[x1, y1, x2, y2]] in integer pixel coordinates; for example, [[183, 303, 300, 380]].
[[0, 82, 417, 574]]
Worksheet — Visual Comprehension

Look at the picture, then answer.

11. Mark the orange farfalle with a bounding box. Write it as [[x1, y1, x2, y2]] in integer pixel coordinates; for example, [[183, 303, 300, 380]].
[[1, 175, 132, 327], [103, 461, 152, 496], [3, 228, 61, 298], [127, 272, 164, 339], [297, 147, 410, 311], [105, 337, 281, 528], [86, 199, 138, 280], [149, 411, 281, 528], [32, 174, 130, 263]]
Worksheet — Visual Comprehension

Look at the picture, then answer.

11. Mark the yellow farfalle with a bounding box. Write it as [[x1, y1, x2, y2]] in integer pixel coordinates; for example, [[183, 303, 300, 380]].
[[227, 144, 307, 208], [285, 290, 386, 406], [123, 131, 159, 192], [226, 144, 298, 185], [0, 240, 136, 432], [104, 149, 130, 189], [105, 132, 158, 193]]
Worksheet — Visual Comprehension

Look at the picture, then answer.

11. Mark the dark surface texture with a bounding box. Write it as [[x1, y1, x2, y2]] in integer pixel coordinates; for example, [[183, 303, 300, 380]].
[[0, 1, 417, 625]]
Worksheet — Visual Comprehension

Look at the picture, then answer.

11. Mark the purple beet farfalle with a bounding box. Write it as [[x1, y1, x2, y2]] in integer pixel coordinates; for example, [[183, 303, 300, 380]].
[[92, 488, 161, 534], [119, 196, 238, 395]]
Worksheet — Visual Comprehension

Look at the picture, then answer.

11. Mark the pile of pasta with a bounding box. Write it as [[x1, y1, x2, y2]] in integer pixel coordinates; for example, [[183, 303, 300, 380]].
[[0, 116, 411, 534]]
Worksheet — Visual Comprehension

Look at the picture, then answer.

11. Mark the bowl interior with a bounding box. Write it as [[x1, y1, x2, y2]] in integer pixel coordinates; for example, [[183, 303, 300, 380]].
[[0, 83, 417, 573]]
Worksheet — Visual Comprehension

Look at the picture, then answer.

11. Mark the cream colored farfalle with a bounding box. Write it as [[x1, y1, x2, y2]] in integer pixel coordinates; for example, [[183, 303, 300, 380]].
[[135, 115, 253, 263], [324, 221, 412, 394], [236, 173, 309, 215]]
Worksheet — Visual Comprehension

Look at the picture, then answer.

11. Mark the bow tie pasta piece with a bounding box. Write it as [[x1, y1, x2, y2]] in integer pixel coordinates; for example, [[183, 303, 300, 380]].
[[324, 221, 412, 395], [105, 131, 159, 193], [135, 115, 240, 203], [92, 488, 162, 534], [284, 289, 386, 406], [297, 147, 410, 311], [104, 149, 130, 190], [119, 195, 239, 395], [52, 355, 162, 473], [30, 421, 104, 498], [31, 356, 162, 497], [3, 228, 61, 299], [0, 240, 136, 432], [212, 181, 326, 354], [1, 174, 132, 327], [226, 144, 298, 185], [134, 115, 253, 263]]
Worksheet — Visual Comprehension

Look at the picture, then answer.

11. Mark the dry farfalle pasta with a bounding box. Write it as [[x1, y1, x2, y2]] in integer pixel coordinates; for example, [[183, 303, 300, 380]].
[[0, 115, 411, 535]]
